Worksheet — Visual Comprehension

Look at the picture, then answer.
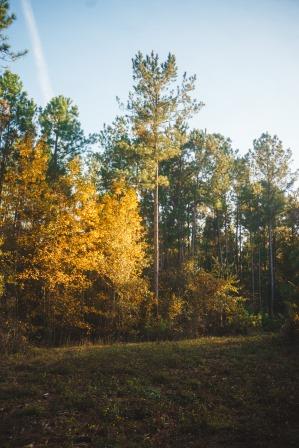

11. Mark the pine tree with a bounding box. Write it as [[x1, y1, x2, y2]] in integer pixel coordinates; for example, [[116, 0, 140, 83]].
[[0, 70, 36, 201], [126, 51, 202, 313], [0, 0, 26, 64], [249, 133, 297, 314], [39, 95, 85, 177]]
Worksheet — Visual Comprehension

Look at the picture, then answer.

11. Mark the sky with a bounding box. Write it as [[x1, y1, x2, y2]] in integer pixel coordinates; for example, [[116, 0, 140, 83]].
[[8, 0, 299, 168]]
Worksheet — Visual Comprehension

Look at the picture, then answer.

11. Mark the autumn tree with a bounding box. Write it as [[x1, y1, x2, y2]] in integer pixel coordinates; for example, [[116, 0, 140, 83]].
[[0, 136, 50, 333], [0, 133, 148, 342]]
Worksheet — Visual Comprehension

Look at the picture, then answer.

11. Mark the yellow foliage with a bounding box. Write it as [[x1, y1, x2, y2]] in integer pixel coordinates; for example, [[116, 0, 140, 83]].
[[98, 179, 148, 291], [0, 138, 148, 338]]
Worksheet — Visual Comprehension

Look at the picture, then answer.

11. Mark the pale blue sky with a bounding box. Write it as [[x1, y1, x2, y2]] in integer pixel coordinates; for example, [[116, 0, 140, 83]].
[[8, 0, 299, 168]]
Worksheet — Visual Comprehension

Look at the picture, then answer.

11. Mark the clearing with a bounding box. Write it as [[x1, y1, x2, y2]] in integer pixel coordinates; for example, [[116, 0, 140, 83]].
[[0, 334, 298, 447]]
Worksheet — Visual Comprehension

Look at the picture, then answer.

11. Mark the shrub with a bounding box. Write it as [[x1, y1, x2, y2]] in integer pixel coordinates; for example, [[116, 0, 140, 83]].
[[226, 309, 262, 335], [281, 302, 299, 343], [261, 313, 285, 332], [144, 318, 173, 340], [182, 260, 252, 336], [0, 317, 29, 354]]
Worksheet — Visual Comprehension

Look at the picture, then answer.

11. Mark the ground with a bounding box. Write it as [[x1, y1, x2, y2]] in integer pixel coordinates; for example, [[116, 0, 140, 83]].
[[0, 334, 298, 447]]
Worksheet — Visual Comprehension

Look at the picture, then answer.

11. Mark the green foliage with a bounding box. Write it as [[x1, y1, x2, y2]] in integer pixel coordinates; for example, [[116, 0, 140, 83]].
[[144, 318, 176, 340], [225, 308, 262, 334], [39, 95, 85, 176], [0, 0, 27, 64], [281, 302, 299, 343], [127, 51, 202, 188], [261, 313, 285, 332]]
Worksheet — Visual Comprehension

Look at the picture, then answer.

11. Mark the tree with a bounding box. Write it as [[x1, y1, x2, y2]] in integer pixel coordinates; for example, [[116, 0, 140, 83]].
[[39, 95, 85, 177], [95, 180, 149, 334], [0, 70, 36, 201], [95, 116, 137, 192], [159, 126, 191, 266], [249, 133, 297, 315], [274, 192, 299, 308], [0, 135, 149, 342], [0, 136, 50, 332], [0, 0, 26, 65], [126, 51, 202, 313]]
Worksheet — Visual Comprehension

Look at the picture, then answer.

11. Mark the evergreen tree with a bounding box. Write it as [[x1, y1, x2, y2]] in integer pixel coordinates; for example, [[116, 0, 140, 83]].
[[126, 51, 202, 313], [39, 95, 85, 177], [0, 70, 36, 201], [0, 0, 26, 65], [249, 133, 297, 314]]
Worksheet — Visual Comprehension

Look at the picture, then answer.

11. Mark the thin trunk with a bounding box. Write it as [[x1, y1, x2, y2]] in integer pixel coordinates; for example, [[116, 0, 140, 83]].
[[216, 210, 223, 274], [191, 202, 196, 256], [258, 242, 262, 311], [235, 202, 239, 274], [0, 123, 11, 203], [239, 224, 242, 278], [178, 222, 184, 263], [191, 175, 199, 257], [268, 220, 274, 316], [154, 162, 159, 316], [250, 233, 255, 303], [187, 204, 191, 255], [224, 208, 228, 272], [266, 177, 275, 315], [263, 230, 267, 308], [53, 131, 59, 171], [178, 154, 184, 264], [0, 153, 7, 202]]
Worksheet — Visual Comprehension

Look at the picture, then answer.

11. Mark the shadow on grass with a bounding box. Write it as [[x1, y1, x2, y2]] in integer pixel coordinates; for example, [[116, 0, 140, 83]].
[[0, 334, 298, 447]]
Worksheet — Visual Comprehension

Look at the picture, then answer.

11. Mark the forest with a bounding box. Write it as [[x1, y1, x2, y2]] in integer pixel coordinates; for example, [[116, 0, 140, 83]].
[[0, 1, 298, 351], [0, 2, 299, 447]]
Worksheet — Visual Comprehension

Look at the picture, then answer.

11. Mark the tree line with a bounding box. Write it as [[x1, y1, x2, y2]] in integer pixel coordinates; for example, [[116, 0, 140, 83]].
[[0, 1, 298, 346]]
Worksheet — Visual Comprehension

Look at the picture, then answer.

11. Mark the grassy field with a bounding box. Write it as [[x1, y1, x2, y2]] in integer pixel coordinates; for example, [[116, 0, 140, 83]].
[[0, 334, 298, 447]]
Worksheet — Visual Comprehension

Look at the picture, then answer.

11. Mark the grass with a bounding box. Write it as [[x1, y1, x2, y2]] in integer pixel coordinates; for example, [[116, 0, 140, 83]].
[[0, 334, 298, 447]]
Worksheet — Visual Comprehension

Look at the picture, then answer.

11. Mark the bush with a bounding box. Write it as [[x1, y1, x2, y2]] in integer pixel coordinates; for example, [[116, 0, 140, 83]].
[[0, 317, 29, 354], [281, 302, 299, 343], [181, 260, 254, 336], [261, 313, 284, 332], [225, 309, 262, 335], [144, 318, 173, 340]]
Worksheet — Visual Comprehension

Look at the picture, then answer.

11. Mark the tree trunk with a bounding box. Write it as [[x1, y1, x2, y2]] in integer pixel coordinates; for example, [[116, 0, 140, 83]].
[[154, 162, 159, 316], [53, 131, 59, 171], [268, 220, 274, 316], [250, 233, 255, 303], [178, 154, 184, 264], [0, 124, 11, 203], [224, 207, 228, 272], [235, 202, 239, 275], [216, 210, 223, 274], [191, 175, 199, 257], [258, 242, 262, 311], [239, 223, 242, 278], [191, 202, 196, 256], [0, 153, 7, 202]]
